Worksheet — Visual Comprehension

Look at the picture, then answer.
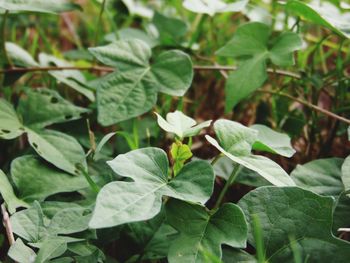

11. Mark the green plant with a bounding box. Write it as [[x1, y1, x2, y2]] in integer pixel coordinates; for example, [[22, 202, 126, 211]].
[[0, 0, 349, 262]]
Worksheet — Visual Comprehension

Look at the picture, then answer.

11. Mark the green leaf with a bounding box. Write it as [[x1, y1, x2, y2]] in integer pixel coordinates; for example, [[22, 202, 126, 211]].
[[183, 0, 248, 16], [153, 11, 187, 45], [238, 186, 350, 262], [38, 54, 95, 101], [8, 238, 36, 263], [206, 120, 295, 186], [0, 98, 25, 140], [251, 124, 296, 157], [115, 28, 159, 48], [222, 247, 257, 263], [342, 156, 350, 191], [35, 237, 68, 263], [216, 22, 302, 110], [126, 210, 176, 261], [166, 199, 247, 263], [10, 202, 47, 242], [156, 111, 212, 139], [6, 42, 38, 67], [171, 141, 193, 176], [291, 158, 344, 196], [17, 88, 89, 129], [11, 155, 88, 202], [0, 169, 28, 214], [121, 0, 153, 18], [213, 156, 270, 187], [26, 129, 87, 175], [89, 40, 193, 125], [286, 0, 350, 38], [0, 0, 81, 13], [89, 147, 214, 228]]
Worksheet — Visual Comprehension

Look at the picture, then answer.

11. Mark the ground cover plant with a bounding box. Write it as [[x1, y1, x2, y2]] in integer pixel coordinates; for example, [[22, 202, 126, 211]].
[[0, 0, 350, 262]]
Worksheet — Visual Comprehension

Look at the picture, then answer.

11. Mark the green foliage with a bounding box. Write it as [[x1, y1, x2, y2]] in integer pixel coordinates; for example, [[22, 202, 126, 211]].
[[217, 22, 302, 111], [0, 0, 349, 262], [90, 40, 193, 125]]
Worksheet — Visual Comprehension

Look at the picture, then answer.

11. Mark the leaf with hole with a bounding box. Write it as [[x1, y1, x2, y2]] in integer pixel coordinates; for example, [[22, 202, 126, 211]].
[[17, 88, 90, 129], [26, 129, 87, 175], [0, 98, 25, 140]]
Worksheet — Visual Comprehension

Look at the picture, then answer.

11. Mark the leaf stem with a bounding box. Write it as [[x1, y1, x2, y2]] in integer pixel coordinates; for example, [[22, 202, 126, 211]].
[[213, 164, 241, 209], [93, 0, 107, 47], [76, 164, 100, 194], [258, 89, 350, 125], [1, 203, 15, 246], [210, 154, 223, 166]]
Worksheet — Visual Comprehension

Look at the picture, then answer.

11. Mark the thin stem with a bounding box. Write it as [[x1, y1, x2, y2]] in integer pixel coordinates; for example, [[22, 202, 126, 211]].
[[214, 164, 241, 209], [1, 203, 15, 246], [93, 0, 107, 47], [76, 165, 100, 194], [210, 154, 223, 166], [1, 10, 12, 68], [259, 90, 350, 125]]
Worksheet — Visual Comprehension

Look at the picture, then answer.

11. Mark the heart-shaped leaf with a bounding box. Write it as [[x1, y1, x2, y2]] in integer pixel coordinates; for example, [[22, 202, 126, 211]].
[[26, 129, 87, 175], [156, 110, 212, 139], [0, 0, 81, 13], [0, 98, 25, 140], [206, 120, 295, 186], [166, 199, 248, 263], [11, 155, 88, 202], [89, 40, 193, 125], [238, 186, 350, 262], [17, 88, 90, 129], [183, 0, 248, 16], [217, 22, 302, 110], [89, 147, 214, 228]]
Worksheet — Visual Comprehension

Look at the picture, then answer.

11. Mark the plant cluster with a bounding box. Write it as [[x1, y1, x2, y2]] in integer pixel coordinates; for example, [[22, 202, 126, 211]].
[[0, 0, 350, 262]]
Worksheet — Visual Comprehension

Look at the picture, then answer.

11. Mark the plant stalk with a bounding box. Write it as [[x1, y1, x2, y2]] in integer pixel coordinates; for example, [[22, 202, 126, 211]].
[[213, 164, 241, 209]]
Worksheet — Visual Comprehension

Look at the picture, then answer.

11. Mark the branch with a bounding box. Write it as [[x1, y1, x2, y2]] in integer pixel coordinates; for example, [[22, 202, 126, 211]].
[[0, 64, 301, 79], [1, 203, 15, 246], [259, 90, 350, 125]]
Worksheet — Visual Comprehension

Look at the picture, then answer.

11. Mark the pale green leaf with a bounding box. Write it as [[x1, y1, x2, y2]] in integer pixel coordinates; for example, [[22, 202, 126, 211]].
[[206, 120, 295, 186], [89, 147, 214, 228], [156, 111, 211, 138], [35, 237, 68, 263], [286, 0, 350, 38], [89, 40, 193, 125], [291, 158, 344, 196], [6, 42, 38, 67], [0, 0, 81, 13], [217, 22, 302, 110], [8, 238, 36, 263], [238, 186, 350, 263], [11, 155, 88, 202], [0, 169, 28, 214], [166, 199, 247, 263], [38, 54, 95, 101], [251, 124, 296, 157], [26, 129, 87, 175], [0, 98, 25, 140], [183, 0, 248, 16], [10, 202, 47, 242], [121, 0, 153, 18], [17, 88, 89, 129]]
